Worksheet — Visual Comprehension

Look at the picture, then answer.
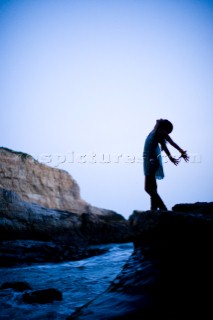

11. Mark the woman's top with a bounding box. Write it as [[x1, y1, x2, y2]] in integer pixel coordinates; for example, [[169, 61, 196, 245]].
[[143, 129, 164, 179]]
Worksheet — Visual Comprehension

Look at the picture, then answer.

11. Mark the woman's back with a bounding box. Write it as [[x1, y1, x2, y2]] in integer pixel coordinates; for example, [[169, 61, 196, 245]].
[[143, 129, 159, 159]]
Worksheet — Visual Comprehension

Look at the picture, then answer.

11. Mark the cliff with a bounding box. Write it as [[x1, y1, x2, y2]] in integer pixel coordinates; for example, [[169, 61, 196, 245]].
[[0, 147, 131, 266], [0, 147, 112, 216], [67, 203, 213, 319]]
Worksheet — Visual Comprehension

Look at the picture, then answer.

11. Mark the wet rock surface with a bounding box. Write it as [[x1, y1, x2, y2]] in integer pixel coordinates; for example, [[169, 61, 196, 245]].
[[23, 288, 63, 304], [0, 280, 62, 305], [67, 206, 213, 319], [0, 240, 109, 267]]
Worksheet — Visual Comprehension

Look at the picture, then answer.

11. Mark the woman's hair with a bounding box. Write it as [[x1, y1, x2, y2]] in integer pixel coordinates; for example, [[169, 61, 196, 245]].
[[159, 119, 173, 134], [156, 119, 173, 150]]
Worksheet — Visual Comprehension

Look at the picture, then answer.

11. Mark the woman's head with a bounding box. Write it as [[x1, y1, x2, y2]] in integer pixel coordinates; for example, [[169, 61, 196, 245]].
[[157, 119, 173, 134]]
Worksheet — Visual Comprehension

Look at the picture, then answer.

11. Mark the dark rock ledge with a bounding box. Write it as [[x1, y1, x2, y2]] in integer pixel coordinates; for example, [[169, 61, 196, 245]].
[[67, 204, 213, 319], [0, 188, 131, 267], [0, 240, 109, 267]]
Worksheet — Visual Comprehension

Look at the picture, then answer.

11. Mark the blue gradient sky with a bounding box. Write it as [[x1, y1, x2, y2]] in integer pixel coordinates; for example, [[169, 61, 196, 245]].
[[1, 0, 213, 218]]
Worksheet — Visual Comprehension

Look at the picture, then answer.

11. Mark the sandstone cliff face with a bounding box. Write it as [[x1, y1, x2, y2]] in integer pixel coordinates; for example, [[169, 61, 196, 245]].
[[0, 147, 105, 215]]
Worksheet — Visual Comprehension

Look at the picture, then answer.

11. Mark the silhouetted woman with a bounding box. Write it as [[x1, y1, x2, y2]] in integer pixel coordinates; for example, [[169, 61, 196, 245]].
[[143, 119, 189, 210]]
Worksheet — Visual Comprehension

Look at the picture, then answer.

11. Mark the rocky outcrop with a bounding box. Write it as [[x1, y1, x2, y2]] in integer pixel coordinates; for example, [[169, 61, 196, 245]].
[[0, 188, 83, 243], [0, 147, 114, 216], [0, 188, 131, 266], [172, 201, 213, 215], [67, 204, 213, 319]]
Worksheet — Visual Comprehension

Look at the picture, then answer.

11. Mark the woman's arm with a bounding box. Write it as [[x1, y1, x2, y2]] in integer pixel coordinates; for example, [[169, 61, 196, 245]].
[[159, 130, 189, 163], [160, 140, 180, 165]]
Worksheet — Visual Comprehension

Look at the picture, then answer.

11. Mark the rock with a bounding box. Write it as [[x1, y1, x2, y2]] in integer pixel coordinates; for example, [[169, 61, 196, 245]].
[[0, 281, 32, 291], [172, 201, 213, 215], [67, 207, 213, 319], [0, 147, 86, 214], [0, 240, 109, 267], [0, 188, 83, 243], [0, 187, 131, 266], [23, 288, 62, 304], [80, 212, 131, 244], [0, 147, 124, 217], [0, 188, 131, 244]]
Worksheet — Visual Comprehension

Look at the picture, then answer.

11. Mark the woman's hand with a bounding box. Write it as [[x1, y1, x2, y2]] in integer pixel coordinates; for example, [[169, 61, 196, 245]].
[[181, 151, 190, 162], [169, 155, 180, 166]]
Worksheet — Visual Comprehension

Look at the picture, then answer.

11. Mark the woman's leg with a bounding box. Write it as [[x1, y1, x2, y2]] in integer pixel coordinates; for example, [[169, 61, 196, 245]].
[[144, 175, 158, 210], [144, 175, 167, 210]]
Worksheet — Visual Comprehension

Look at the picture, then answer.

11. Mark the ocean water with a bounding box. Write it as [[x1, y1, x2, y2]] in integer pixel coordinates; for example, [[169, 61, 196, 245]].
[[0, 242, 134, 320]]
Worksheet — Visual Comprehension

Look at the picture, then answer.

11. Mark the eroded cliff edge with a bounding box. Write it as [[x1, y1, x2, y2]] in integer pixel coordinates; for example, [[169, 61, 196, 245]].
[[0, 147, 87, 213], [0, 147, 121, 216]]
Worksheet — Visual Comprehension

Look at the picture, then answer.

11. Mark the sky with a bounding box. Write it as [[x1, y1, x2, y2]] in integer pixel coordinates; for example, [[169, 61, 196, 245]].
[[1, 0, 213, 219]]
